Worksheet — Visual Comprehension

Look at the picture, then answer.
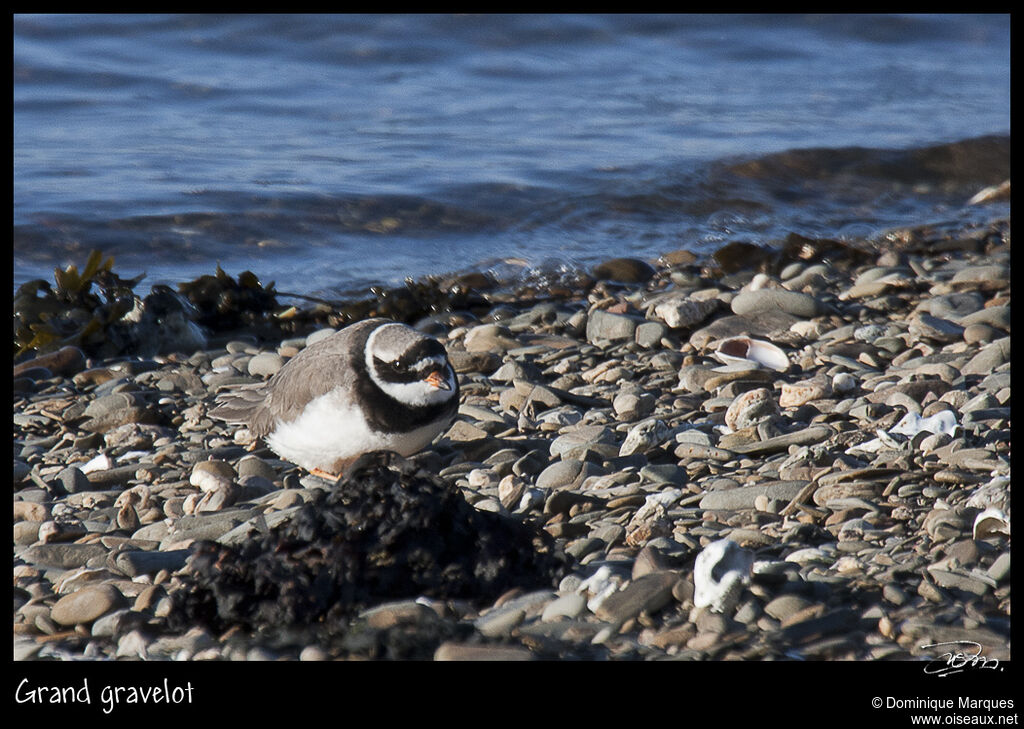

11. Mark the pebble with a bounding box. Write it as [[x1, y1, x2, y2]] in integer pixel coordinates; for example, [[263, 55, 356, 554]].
[[586, 309, 643, 344], [247, 352, 285, 377], [12, 219, 1011, 663], [594, 571, 679, 624], [51, 584, 127, 626], [434, 642, 533, 661], [731, 289, 824, 319]]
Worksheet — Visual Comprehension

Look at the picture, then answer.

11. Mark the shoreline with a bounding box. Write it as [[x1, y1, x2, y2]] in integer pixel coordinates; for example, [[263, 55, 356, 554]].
[[13, 214, 1010, 662]]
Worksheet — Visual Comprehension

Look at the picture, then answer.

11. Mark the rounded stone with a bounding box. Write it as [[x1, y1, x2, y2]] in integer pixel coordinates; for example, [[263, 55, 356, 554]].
[[926, 292, 983, 322], [961, 337, 1010, 376], [592, 257, 656, 283], [190, 459, 237, 489], [305, 328, 337, 346], [731, 289, 824, 319], [764, 594, 814, 622], [236, 455, 278, 481], [248, 352, 286, 377], [541, 592, 587, 622], [963, 323, 1000, 345], [536, 459, 603, 490], [586, 310, 642, 344], [51, 584, 128, 626], [57, 466, 93, 494]]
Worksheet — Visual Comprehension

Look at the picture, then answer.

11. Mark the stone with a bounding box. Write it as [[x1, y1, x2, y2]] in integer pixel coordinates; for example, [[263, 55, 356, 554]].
[[963, 323, 1000, 345], [726, 426, 832, 456], [463, 323, 520, 352], [594, 571, 679, 624], [960, 337, 1010, 376], [704, 481, 806, 509], [592, 257, 656, 283], [731, 289, 824, 319], [613, 390, 656, 420], [958, 305, 1010, 331], [13, 345, 86, 378], [549, 425, 616, 459], [247, 352, 286, 377], [114, 549, 191, 577], [909, 314, 964, 343], [57, 466, 94, 494], [14, 501, 50, 522], [986, 552, 1010, 583], [690, 312, 800, 350], [541, 592, 588, 622], [724, 388, 777, 431], [950, 264, 1009, 285], [619, 418, 669, 456], [19, 543, 108, 570], [764, 595, 813, 622], [925, 292, 983, 321], [51, 584, 128, 626], [536, 459, 604, 491], [434, 642, 533, 661], [779, 379, 830, 407], [653, 297, 719, 329], [635, 321, 669, 348], [586, 309, 643, 344]]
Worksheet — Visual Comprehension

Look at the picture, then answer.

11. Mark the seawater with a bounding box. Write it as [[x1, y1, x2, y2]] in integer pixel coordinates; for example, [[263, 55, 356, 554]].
[[13, 14, 1010, 299]]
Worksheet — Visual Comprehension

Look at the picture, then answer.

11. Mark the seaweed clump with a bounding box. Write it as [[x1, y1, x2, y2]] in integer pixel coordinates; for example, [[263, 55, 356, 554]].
[[176, 264, 280, 334], [13, 250, 143, 358], [326, 272, 494, 329], [166, 452, 568, 655]]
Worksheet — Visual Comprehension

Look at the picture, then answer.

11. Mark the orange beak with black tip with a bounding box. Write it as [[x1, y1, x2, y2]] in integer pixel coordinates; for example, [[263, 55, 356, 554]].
[[424, 369, 451, 390]]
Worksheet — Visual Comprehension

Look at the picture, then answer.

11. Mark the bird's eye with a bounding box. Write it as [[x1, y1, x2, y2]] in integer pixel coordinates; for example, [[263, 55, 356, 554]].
[[393, 359, 401, 368]]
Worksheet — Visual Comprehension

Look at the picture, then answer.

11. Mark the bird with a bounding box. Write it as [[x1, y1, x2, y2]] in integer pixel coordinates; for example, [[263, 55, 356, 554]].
[[209, 317, 460, 480]]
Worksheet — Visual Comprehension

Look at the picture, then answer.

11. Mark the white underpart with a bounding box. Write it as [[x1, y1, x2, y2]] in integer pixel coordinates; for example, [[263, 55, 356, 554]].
[[265, 389, 447, 472]]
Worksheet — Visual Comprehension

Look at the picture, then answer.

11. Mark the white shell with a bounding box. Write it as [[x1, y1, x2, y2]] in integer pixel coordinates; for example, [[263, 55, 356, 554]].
[[973, 508, 1010, 540], [889, 410, 959, 438], [693, 538, 753, 613], [713, 336, 789, 372]]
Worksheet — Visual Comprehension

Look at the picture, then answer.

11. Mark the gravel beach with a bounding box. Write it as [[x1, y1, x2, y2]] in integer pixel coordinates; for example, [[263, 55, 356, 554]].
[[13, 216, 1010, 662]]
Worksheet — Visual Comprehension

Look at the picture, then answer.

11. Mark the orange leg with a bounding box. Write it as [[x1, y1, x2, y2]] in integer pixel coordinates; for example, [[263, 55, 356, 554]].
[[309, 456, 359, 482], [309, 467, 342, 482]]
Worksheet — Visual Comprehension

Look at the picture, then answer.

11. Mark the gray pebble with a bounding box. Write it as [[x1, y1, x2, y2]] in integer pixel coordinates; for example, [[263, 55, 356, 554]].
[[114, 549, 191, 577], [961, 337, 1010, 376], [586, 309, 643, 344], [731, 289, 824, 319], [541, 592, 588, 622]]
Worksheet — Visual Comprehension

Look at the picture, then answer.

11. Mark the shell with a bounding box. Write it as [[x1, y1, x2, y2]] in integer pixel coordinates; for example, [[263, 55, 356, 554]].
[[713, 336, 789, 372], [973, 508, 1010, 540], [693, 539, 753, 613]]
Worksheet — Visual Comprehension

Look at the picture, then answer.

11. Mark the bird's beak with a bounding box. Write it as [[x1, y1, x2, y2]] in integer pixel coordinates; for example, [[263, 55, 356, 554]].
[[424, 370, 451, 390]]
